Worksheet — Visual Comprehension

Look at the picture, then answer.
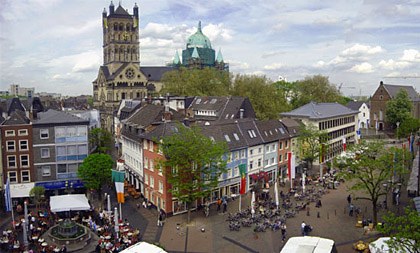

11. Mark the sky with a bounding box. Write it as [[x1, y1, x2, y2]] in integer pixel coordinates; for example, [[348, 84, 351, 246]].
[[0, 0, 419, 97]]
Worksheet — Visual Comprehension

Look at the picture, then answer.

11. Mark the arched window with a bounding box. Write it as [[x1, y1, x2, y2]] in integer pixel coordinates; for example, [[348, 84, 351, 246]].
[[119, 23, 123, 31], [126, 24, 131, 31], [114, 23, 118, 31]]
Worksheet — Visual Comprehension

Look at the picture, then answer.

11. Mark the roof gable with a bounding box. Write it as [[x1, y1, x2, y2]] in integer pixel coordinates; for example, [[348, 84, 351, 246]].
[[281, 102, 359, 120], [33, 109, 89, 125], [382, 84, 419, 102]]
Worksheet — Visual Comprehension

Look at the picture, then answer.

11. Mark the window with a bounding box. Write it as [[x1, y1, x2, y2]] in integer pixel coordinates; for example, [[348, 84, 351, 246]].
[[279, 154, 283, 162], [265, 146, 269, 152], [8, 171, 17, 183], [271, 144, 276, 151], [258, 148, 262, 153], [144, 157, 149, 169], [7, 156, 16, 168], [250, 149, 253, 155], [241, 150, 245, 158], [20, 155, 29, 167], [150, 176, 154, 188], [6, 141, 15, 152], [42, 166, 51, 177], [77, 126, 87, 136], [233, 133, 239, 141], [264, 159, 268, 166], [21, 171, 30, 182], [5, 130, 15, 137], [67, 145, 77, 155], [18, 129, 28, 136], [150, 160, 154, 171], [40, 129, 49, 139], [224, 134, 231, 142], [279, 142, 283, 150], [258, 159, 262, 167], [57, 164, 67, 174], [57, 146, 66, 156], [19, 140, 28, 151], [234, 166, 239, 177], [249, 161, 253, 169], [159, 181, 163, 193], [285, 140, 289, 148], [78, 145, 88, 154], [271, 157, 275, 164], [149, 141, 154, 151]]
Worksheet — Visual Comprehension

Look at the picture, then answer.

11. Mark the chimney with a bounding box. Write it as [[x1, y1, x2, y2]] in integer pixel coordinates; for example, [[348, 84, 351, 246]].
[[240, 108, 244, 119]]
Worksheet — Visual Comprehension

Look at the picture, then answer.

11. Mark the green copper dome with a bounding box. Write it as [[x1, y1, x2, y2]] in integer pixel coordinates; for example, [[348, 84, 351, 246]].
[[186, 21, 212, 49]]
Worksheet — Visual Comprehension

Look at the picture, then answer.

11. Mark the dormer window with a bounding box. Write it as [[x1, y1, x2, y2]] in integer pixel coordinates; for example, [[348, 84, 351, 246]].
[[233, 133, 239, 141], [224, 134, 231, 142]]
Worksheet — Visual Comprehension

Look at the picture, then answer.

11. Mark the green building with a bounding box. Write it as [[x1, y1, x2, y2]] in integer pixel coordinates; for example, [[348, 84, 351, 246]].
[[173, 21, 228, 71]]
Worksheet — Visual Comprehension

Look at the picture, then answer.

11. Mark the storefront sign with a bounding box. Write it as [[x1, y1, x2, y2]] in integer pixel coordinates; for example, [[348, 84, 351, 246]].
[[35, 179, 84, 190]]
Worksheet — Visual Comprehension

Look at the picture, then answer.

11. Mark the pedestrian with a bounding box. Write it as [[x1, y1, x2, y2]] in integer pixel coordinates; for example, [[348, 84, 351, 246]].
[[61, 245, 67, 253], [142, 200, 147, 209], [281, 224, 287, 242], [316, 199, 322, 208], [349, 203, 354, 216], [217, 198, 221, 212], [157, 211, 163, 226], [222, 198, 227, 213], [301, 221, 306, 236], [396, 193, 400, 206], [347, 194, 352, 204]]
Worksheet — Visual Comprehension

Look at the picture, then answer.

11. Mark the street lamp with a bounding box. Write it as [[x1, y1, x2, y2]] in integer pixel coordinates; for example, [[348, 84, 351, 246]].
[[396, 122, 400, 140]]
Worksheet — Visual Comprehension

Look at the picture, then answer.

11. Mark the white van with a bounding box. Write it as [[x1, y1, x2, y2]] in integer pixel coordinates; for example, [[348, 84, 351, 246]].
[[280, 236, 337, 253]]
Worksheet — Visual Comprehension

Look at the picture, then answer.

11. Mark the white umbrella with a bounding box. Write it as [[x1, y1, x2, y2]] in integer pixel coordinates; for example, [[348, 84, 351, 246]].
[[302, 172, 306, 194], [114, 207, 119, 238], [274, 181, 279, 210], [251, 191, 256, 216]]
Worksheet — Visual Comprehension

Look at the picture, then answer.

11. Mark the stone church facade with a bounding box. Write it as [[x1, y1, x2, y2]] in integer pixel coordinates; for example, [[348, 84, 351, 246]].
[[93, 2, 172, 133]]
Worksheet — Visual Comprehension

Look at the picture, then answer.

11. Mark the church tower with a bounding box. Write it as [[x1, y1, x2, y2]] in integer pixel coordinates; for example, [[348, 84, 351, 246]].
[[93, 2, 150, 133]]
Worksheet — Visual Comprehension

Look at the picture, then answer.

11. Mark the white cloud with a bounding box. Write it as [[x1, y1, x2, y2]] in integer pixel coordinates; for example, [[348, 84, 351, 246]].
[[202, 23, 233, 43], [378, 59, 411, 70], [341, 43, 383, 56], [263, 63, 284, 70], [400, 49, 420, 62], [348, 62, 374, 73]]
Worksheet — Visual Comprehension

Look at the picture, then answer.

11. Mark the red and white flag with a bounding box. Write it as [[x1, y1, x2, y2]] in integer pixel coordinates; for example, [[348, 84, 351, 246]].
[[342, 137, 347, 151], [287, 152, 296, 180]]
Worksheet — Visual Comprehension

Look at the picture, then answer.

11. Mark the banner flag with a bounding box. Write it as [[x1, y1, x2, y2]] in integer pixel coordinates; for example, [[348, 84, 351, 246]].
[[4, 178, 12, 212], [239, 164, 246, 194], [287, 152, 296, 180], [103, 18, 108, 29], [343, 137, 347, 151], [112, 170, 125, 203]]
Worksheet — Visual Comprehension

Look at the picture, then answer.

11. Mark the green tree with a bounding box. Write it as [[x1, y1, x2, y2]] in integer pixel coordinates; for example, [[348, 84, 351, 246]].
[[337, 142, 409, 226], [386, 89, 413, 129], [292, 75, 342, 109], [78, 153, 114, 204], [161, 67, 231, 96], [399, 116, 420, 138], [231, 74, 290, 119], [158, 125, 228, 223], [297, 124, 328, 170], [378, 207, 420, 253], [90, 128, 113, 154], [29, 186, 45, 209]]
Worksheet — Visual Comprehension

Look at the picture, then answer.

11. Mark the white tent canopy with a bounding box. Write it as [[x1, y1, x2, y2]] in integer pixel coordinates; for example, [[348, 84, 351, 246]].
[[120, 242, 167, 253], [50, 194, 91, 212]]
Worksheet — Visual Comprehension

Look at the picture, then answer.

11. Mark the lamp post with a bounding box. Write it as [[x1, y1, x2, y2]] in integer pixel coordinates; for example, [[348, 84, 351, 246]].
[[65, 180, 74, 194], [382, 182, 389, 209], [396, 122, 400, 140]]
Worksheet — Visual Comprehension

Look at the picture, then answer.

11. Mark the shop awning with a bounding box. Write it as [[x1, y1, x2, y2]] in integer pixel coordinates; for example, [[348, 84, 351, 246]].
[[120, 242, 167, 253], [10, 182, 35, 198], [50, 194, 91, 212]]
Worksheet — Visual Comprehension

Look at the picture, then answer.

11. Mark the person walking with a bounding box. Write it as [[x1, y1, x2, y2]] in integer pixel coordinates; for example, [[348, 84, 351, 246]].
[[157, 211, 163, 226], [347, 194, 352, 204], [222, 198, 227, 213], [217, 198, 221, 212], [301, 221, 306, 236], [281, 224, 287, 242], [349, 203, 354, 216]]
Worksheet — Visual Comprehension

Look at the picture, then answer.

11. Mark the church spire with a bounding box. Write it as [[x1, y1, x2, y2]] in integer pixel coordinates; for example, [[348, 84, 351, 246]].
[[198, 21, 202, 33], [173, 51, 181, 65], [192, 47, 200, 58], [216, 48, 224, 63]]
